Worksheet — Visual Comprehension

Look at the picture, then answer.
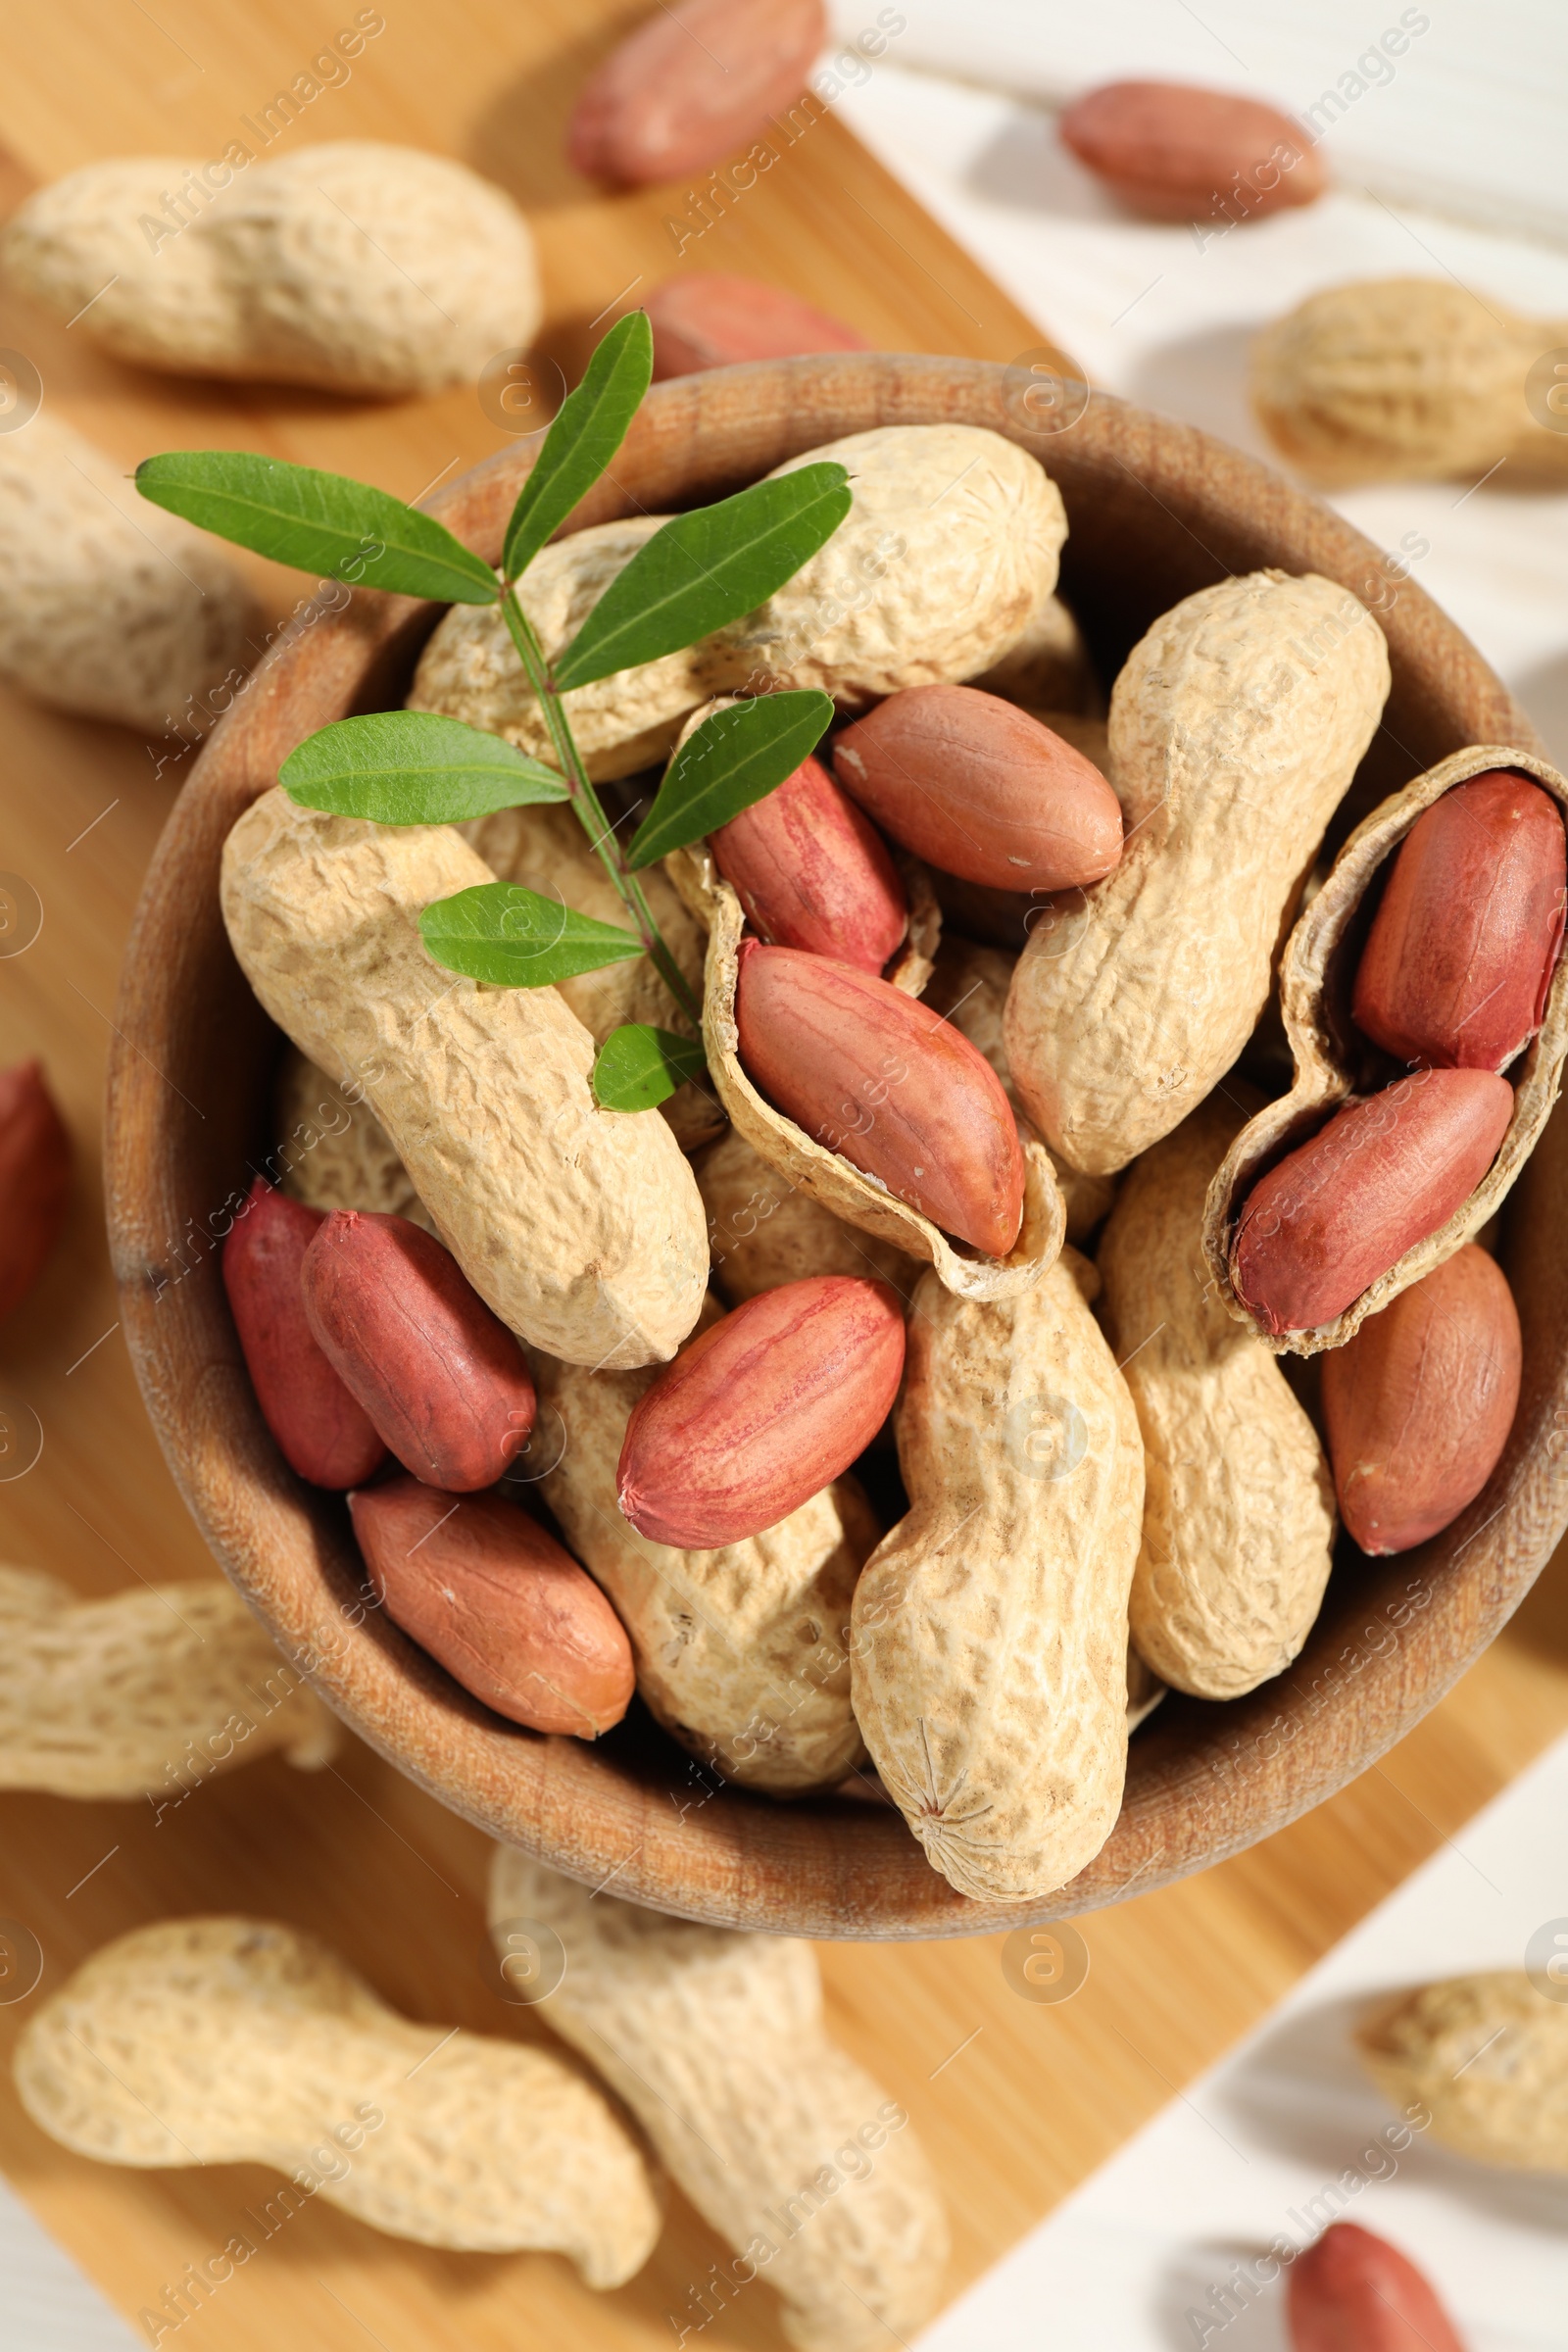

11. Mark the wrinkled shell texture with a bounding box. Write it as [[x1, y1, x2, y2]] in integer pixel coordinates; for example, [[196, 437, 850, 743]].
[[533, 1333, 872, 1791], [970, 585, 1102, 715], [696, 1126, 917, 1304], [0, 414, 262, 729], [489, 1852, 949, 2352], [410, 516, 708, 782], [14, 1917, 660, 2277], [1097, 1101, 1335, 1698], [2, 144, 541, 394], [851, 1249, 1144, 1902], [712, 424, 1067, 705], [1251, 278, 1568, 486], [220, 791, 708, 1368], [1005, 569, 1391, 1176], [273, 1049, 434, 1231], [1358, 1974, 1568, 2173], [920, 934, 1116, 1243], [1203, 743, 1568, 1353], [0, 1565, 336, 1796], [700, 877, 1064, 1298], [462, 802, 718, 1148]]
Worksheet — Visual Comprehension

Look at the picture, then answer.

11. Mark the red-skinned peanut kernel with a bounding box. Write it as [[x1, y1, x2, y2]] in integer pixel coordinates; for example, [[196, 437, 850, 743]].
[[1229, 1068, 1514, 1336], [1287, 2222, 1465, 2352], [350, 1478, 634, 1737], [568, 0, 827, 187], [0, 1059, 71, 1324], [617, 1274, 906, 1547], [735, 942, 1026, 1256], [302, 1210, 537, 1493], [221, 1179, 386, 1490], [1322, 1244, 1521, 1555], [1059, 80, 1326, 222], [710, 755, 908, 973], [833, 685, 1123, 894], [646, 274, 868, 379], [1352, 770, 1566, 1070]]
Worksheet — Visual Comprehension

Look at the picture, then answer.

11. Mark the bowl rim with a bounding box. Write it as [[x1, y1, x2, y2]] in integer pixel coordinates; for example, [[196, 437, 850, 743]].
[[105, 352, 1568, 1939]]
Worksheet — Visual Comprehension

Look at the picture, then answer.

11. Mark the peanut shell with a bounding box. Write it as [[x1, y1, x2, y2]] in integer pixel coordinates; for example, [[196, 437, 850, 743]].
[[1004, 568, 1391, 1176], [272, 1048, 435, 1230], [1357, 1972, 1568, 2174], [1203, 743, 1568, 1353], [850, 1248, 1144, 1902], [695, 1126, 918, 1303]]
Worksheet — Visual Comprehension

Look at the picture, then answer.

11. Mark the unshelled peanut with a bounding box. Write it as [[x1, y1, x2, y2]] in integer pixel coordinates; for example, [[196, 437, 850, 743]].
[[221, 1181, 386, 1490], [710, 754, 908, 971], [645, 273, 867, 378], [1288, 2223, 1465, 2352], [569, 0, 826, 185], [1059, 80, 1325, 221]]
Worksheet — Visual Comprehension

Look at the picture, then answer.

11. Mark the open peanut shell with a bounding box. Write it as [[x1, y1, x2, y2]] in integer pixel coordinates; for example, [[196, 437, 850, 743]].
[[667, 834, 1063, 1299], [1202, 742, 1568, 1356]]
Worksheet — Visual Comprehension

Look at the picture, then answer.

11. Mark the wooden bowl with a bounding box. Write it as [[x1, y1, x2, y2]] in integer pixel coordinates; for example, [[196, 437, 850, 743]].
[[106, 356, 1568, 1938]]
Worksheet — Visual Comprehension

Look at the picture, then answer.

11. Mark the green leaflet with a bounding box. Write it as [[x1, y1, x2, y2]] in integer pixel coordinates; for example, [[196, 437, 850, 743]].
[[592, 1024, 709, 1111], [280, 711, 567, 823], [627, 691, 836, 867], [502, 312, 654, 584], [136, 452, 499, 605], [554, 463, 853, 690], [418, 884, 644, 988]]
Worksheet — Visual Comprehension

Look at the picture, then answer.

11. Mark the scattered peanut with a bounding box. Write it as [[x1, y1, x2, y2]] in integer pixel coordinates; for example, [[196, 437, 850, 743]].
[[695, 1126, 917, 1304], [489, 1850, 949, 2350], [0, 1565, 337, 1797], [15, 1917, 661, 2275], [569, 0, 827, 186], [1059, 79, 1325, 221], [710, 753, 908, 972], [1352, 769, 1566, 1070], [1357, 1972, 1568, 2174], [302, 1209, 537, 1492], [1099, 1099, 1335, 1697], [618, 1275, 906, 1547], [2, 145, 540, 396], [1253, 278, 1568, 487], [220, 789, 709, 1368], [646, 272, 868, 378], [349, 1477, 634, 1737], [222, 1180, 386, 1490], [535, 1320, 874, 1791], [1322, 1244, 1521, 1554], [851, 1249, 1144, 1902], [0, 416, 261, 731], [1289, 2223, 1465, 2352], [736, 943, 1027, 1257], [835, 685, 1123, 893], [0, 1058, 69, 1324], [1005, 570, 1390, 1176]]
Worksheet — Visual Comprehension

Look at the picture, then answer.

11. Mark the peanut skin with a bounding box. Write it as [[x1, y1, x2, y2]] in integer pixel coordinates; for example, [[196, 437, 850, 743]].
[[1322, 1243, 1520, 1554], [350, 1478, 634, 1738], [569, 0, 826, 186], [302, 1210, 536, 1493], [1059, 80, 1325, 221], [646, 273, 867, 379], [710, 754, 908, 973], [1230, 1068, 1514, 1336], [221, 1180, 385, 1491], [735, 943, 1026, 1256], [834, 685, 1123, 894], [0, 1059, 70, 1324], [1353, 769, 1566, 1070], [1288, 2223, 1465, 2352], [617, 1276, 906, 1548]]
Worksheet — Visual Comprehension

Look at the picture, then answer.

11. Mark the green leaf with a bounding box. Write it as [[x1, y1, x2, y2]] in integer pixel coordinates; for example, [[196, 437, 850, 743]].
[[136, 452, 499, 605], [628, 691, 835, 867], [418, 884, 644, 988], [554, 463, 853, 690], [592, 1024, 708, 1111], [279, 711, 567, 824], [502, 313, 653, 585]]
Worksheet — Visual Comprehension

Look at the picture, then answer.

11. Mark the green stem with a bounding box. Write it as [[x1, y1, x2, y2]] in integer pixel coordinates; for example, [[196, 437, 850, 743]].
[[499, 585, 702, 1031]]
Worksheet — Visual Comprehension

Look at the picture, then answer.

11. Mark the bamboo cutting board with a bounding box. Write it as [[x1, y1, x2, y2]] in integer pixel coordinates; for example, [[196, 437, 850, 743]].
[[1, 6, 1566, 2348]]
